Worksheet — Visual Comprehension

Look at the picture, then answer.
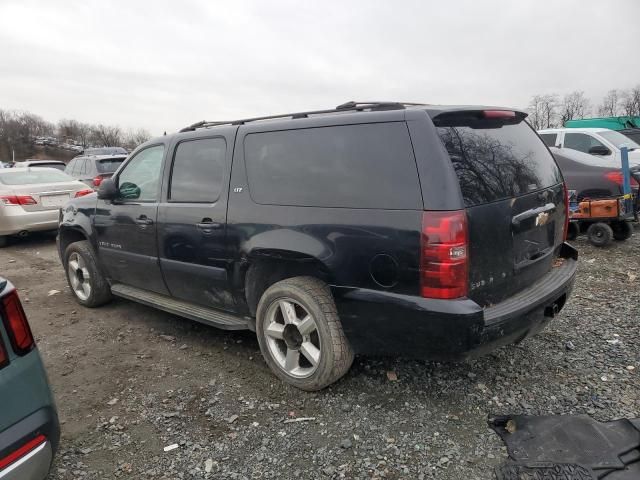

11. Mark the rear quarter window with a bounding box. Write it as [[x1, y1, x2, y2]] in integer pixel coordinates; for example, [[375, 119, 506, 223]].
[[436, 121, 563, 207], [244, 123, 422, 209]]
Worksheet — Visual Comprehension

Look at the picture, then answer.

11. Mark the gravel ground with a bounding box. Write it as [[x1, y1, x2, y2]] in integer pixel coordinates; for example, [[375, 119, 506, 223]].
[[1, 227, 639, 479]]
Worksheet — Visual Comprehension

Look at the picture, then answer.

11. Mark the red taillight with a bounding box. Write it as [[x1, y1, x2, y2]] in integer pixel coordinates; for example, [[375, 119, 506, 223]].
[[0, 340, 7, 369], [1, 290, 35, 355], [0, 195, 37, 206], [75, 189, 94, 198], [93, 176, 104, 187], [482, 110, 516, 119], [605, 171, 639, 187], [563, 183, 570, 241], [420, 210, 469, 299], [0, 434, 46, 470]]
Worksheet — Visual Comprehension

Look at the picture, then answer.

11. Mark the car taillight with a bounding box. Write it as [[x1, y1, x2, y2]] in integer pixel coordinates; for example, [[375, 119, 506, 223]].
[[75, 189, 94, 198], [93, 176, 104, 187], [605, 171, 639, 187], [420, 210, 469, 299], [0, 434, 46, 470], [0, 340, 7, 369], [1, 290, 35, 356], [0, 195, 37, 206], [563, 183, 570, 241]]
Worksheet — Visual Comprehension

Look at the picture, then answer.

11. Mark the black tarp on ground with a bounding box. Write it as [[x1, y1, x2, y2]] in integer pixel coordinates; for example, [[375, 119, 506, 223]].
[[490, 415, 640, 479]]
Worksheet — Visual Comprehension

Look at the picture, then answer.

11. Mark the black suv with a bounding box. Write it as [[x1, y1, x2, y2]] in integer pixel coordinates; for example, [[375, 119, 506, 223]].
[[57, 102, 578, 390], [65, 154, 127, 188]]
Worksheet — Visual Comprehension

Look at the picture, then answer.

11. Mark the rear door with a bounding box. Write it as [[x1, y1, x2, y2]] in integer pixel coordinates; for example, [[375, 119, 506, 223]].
[[157, 132, 234, 309], [433, 110, 565, 306]]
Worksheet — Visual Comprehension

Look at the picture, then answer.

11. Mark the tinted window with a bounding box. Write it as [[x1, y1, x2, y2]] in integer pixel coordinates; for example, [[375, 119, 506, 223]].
[[244, 123, 421, 209], [96, 158, 126, 173], [539, 133, 557, 147], [117, 145, 164, 201], [436, 122, 562, 207], [564, 133, 606, 154], [170, 138, 226, 202]]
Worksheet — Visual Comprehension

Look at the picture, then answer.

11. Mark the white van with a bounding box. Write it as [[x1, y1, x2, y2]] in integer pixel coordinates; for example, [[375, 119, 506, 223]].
[[538, 128, 640, 167]]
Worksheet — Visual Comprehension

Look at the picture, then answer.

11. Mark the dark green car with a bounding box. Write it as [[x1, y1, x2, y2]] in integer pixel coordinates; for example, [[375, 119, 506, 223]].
[[0, 278, 59, 479]]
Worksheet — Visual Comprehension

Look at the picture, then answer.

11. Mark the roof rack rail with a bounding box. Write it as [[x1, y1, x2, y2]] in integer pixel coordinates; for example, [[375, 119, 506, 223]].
[[178, 101, 425, 132]]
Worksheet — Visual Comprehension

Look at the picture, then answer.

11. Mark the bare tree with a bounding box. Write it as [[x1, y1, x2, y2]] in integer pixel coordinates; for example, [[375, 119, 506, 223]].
[[597, 89, 620, 117], [559, 91, 590, 125], [527, 94, 558, 130], [92, 124, 122, 146], [620, 85, 640, 117], [76, 122, 93, 148], [122, 128, 152, 150]]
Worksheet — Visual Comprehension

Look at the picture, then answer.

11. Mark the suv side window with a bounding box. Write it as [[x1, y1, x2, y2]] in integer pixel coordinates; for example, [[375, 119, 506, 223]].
[[564, 133, 606, 154], [539, 133, 557, 147], [244, 123, 421, 209], [116, 145, 165, 202], [169, 138, 226, 202], [79, 158, 88, 176]]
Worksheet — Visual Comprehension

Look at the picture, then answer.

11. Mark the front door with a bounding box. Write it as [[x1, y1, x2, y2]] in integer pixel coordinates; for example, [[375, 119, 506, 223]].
[[157, 134, 233, 309], [93, 143, 168, 294]]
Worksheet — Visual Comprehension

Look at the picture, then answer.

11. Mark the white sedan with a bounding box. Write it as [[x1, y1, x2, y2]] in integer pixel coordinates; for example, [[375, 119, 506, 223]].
[[0, 167, 93, 247]]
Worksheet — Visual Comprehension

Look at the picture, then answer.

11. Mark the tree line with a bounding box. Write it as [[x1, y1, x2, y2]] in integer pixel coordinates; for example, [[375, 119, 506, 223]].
[[0, 108, 151, 162], [527, 85, 640, 130]]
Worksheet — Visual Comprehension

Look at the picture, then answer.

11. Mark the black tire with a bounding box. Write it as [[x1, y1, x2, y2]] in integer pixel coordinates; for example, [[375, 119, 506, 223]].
[[256, 276, 354, 391], [611, 221, 633, 241], [566, 222, 579, 241], [586, 222, 613, 247], [63, 240, 112, 307], [0, 236, 7, 248]]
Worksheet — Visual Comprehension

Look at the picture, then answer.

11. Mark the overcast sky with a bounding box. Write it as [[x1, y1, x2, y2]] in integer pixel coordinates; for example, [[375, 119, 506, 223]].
[[1, 0, 638, 135]]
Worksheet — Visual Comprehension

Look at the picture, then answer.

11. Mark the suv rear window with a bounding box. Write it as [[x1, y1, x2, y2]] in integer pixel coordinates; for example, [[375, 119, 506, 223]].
[[96, 158, 125, 173], [435, 118, 562, 207], [244, 123, 421, 209]]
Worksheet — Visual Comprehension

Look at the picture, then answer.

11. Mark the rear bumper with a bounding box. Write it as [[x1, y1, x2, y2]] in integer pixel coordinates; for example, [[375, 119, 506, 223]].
[[0, 407, 59, 480], [0, 207, 59, 236], [0, 441, 52, 480], [333, 244, 578, 359]]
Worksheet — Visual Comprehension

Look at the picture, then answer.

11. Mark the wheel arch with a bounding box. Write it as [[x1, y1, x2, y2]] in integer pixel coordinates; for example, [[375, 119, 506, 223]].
[[242, 249, 333, 317]]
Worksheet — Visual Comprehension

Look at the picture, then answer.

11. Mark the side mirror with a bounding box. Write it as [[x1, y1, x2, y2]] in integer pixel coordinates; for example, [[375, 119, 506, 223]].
[[97, 178, 118, 200], [588, 145, 611, 156]]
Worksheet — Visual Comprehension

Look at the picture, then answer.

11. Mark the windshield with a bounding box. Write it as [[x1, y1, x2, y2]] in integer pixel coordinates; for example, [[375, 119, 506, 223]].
[[0, 169, 73, 185], [96, 158, 125, 173], [32, 162, 66, 171], [599, 131, 640, 150]]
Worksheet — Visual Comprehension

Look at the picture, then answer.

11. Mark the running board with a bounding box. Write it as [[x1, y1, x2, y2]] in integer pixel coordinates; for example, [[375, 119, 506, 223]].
[[110, 284, 249, 331]]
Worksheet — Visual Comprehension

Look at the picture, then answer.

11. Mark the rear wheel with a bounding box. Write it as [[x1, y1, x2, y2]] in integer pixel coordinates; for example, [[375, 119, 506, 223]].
[[586, 222, 613, 247], [256, 276, 354, 391], [611, 221, 633, 241], [64, 240, 112, 307]]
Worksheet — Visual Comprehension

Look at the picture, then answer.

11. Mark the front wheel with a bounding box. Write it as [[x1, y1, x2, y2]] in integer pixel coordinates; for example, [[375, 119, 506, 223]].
[[256, 276, 354, 391], [64, 240, 112, 307]]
